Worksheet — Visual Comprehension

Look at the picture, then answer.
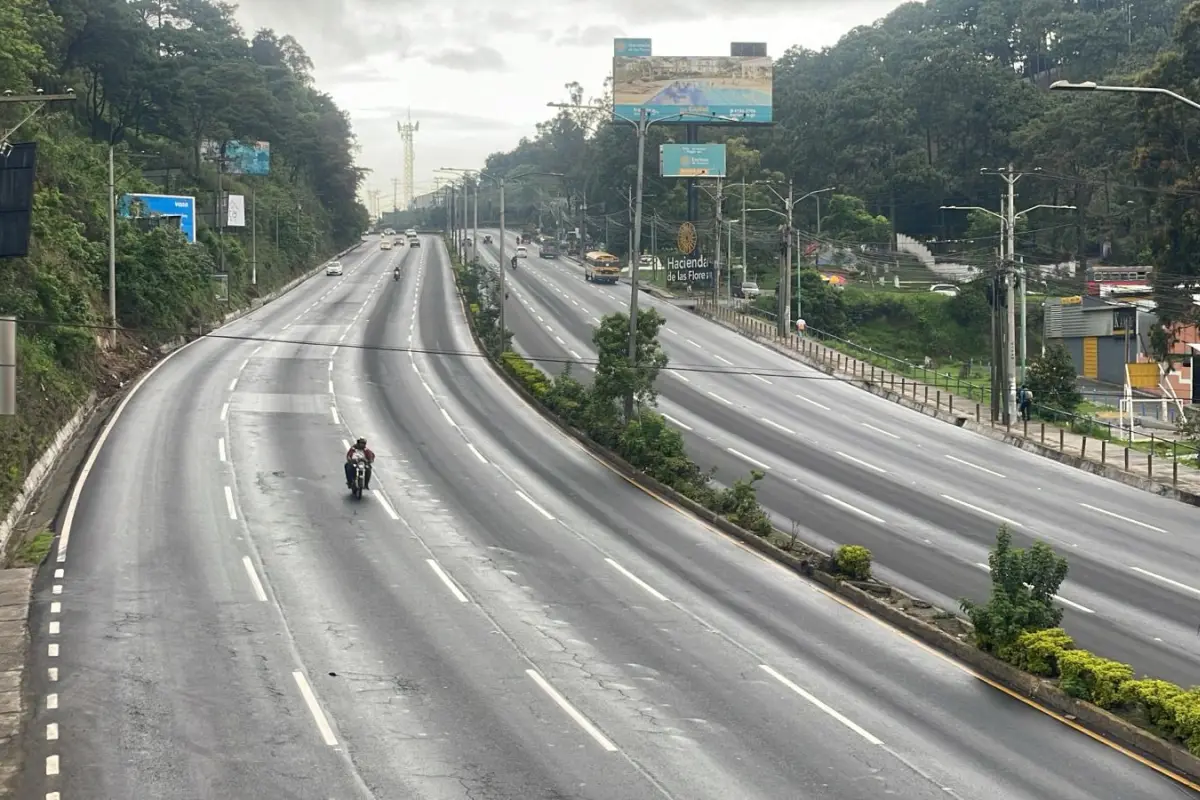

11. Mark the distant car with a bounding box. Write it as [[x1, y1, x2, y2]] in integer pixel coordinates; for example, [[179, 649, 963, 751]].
[[516, 246, 528, 258], [538, 242, 559, 258], [326, 261, 343, 276], [409, 236, 420, 248], [483, 234, 493, 244], [394, 237, 404, 246], [380, 240, 392, 250], [735, 281, 760, 299]]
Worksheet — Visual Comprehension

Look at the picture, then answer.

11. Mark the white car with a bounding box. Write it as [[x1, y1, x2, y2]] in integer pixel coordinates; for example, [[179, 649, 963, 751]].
[[516, 246, 528, 258], [381, 240, 392, 250], [409, 237, 421, 248], [326, 261, 343, 276]]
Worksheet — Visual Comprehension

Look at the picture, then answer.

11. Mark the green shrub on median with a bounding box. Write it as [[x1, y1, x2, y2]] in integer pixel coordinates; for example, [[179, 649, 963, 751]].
[[833, 545, 873, 581], [450, 252, 774, 540], [967, 529, 1200, 756]]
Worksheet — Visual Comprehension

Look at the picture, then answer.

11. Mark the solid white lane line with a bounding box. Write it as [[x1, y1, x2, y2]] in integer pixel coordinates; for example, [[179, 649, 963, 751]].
[[661, 413, 693, 431], [714, 354, 734, 365], [752, 374, 773, 384], [942, 494, 1021, 527], [707, 391, 733, 406], [241, 556, 268, 602], [836, 451, 887, 473], [373, 490, 400, 520], [224, 486, 238, 520], [946, 455, 1006, 478], [525, 669, 619, 752], [292, 671, 338, 746], [330, 406, 340, 424], [441, 408, 456, 426], [760, 418, 795, 435], [218, 438, 226, 462], [426, 559, 469, 603], [861, 423, 899, 439], [727, 448, 772, 471], [605, 558, 668, 601], [220, 402, 229, 421], [515, 491, 555, 520], [822, 494, 886, 524], [467, 443, 489, 464], [759, 665, 882, 745], [1130, 567, 1200, 597], [795, 393, 830, 411], [1079, 503, 1167, 533], [974, 563, 1095, 613]]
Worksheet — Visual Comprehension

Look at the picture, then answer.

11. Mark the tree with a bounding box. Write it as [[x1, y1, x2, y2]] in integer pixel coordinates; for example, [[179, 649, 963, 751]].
[[591, 309, 669, 422], [1025, 343, 1082, 412], [961, 527, 1069, 658]]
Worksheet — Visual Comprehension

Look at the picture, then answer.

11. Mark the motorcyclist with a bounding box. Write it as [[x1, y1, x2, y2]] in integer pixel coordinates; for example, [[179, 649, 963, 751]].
[[393, 266, 401, 281], [511, 255, 518, 270], [344, 437, 375, 490]]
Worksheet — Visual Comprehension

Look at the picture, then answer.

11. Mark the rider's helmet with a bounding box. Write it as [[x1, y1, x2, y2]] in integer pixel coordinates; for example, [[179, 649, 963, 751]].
[[355, 437, 367, 449]]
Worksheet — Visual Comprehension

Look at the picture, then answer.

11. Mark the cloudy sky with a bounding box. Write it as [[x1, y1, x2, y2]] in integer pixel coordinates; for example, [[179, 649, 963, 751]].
[[231, 1, 905, 211]]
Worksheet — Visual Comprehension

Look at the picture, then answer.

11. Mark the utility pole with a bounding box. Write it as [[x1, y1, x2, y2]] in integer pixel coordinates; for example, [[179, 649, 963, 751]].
[[625, 107, 648, 422], [498, 176, 507, 353], [777, 180, 794, 337], [108, 145, 117, 347], [714, 177, 723, 303], [472, 178, 479, 265], [741, 182, 747, 288], [627, 185, 633, 269]]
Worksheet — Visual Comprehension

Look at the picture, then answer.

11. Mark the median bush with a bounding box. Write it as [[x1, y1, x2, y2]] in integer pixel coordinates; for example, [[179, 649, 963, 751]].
[[1010, 627, 1074, 676], [1058, 649, 1134, 709], [451, 260, 774, 540], [833, 544, 873, 580]]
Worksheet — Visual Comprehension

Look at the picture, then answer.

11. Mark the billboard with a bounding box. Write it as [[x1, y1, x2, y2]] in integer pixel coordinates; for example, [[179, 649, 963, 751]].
[[223, 194, 246, 227], [613, 54, 773, 124], [661, 143, 726, 177], [201, 139, 270, 175], [119, 193, 196, 243], [614, 38, 651, 56], [664, 222, 714, 288], [0, 142, 37, 259]]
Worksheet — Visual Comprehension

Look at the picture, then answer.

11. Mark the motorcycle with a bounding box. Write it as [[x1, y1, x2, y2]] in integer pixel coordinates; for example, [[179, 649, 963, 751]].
[[510, 256, 518, 270], [393, 268, 401, 281], [349, 457, 368, 499]]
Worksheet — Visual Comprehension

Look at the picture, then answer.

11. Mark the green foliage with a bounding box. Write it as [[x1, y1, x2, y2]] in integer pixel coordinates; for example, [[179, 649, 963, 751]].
[[820, 195, 890, 244], [591, 309, 669, 419], [1025, 343, 1082, 412], [960, 526, 1069, 657], [833, 545, 873, 581], [1058, 650, 1134, 709], [500, 351, 551, 398], [1009, 628, 1075, 677]]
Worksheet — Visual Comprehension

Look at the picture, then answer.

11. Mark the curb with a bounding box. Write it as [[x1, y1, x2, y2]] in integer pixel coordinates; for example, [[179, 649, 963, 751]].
[[695, 309, 1200, 509], [448, 258, 1200, 785]]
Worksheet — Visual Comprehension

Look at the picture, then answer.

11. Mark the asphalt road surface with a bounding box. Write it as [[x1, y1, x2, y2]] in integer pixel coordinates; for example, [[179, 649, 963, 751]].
[[479, 230, 1200, 687], [20, 237, 1198, 799]]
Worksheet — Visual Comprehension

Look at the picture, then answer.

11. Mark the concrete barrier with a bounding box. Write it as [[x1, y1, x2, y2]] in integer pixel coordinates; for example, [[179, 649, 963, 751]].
[[451, 264, 1200, 784]]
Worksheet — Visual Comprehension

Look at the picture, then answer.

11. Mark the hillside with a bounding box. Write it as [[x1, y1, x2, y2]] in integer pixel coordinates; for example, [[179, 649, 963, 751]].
[[427, 0, 1200, 361], [0, 0, 368, 528]]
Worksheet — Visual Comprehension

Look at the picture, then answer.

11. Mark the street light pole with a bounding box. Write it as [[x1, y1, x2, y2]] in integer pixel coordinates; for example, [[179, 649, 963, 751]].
[[1049, 80, 1200, 111], [626, 107, 648, 420], [472, 179, 479, 265], [108, 144, 117, 347], [499, 177, 507, 352]]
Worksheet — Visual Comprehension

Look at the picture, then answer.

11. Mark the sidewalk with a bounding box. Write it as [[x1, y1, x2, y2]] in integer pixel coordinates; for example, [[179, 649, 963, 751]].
[[692, 299, 1200, 504]]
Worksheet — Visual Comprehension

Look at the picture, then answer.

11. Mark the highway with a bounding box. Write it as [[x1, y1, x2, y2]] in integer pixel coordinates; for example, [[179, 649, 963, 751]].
[[479, 229, 1200, 686], [19, 235, 1197, 798]]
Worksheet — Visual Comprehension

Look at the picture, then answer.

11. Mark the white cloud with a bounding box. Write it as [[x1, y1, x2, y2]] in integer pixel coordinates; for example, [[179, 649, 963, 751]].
[[231, 0, 906, 208]]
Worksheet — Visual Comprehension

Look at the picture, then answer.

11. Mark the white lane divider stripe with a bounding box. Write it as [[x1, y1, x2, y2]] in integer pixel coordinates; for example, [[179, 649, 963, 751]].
[[1130, 566, 1200, 597], [426, 559, 469, 603], [671, 370, 691, 383], [441, 408, 457, 427], [605, 558, 668, 602], [228, 378, 238, 392], [373, 490, 400, 520], [242, 556, 268, 602], [822, 494, 886, 525], [795, 394, 829, 411], [515, 491, 555, 520], [330, 406, 339, 424], [760, 665, 882, 745], [46, 755, 59, 776], [1079, 503, 1167, 533], [661, 413, 693, 431], [292, 671, 338, 746], [218, 437, 226, 462], [220, 402, 229, 421], [48, 621, 59, 635], [945, 455, 1006, 478], [707, 391, 733, 406], [727, 448, 772, 471], [46, 722, 58, 741], [941, 495, 1021, 527], [836, 451, 887, 473], [760, 418, 795, 435], [525, 669, 618, 752], [47, 693, 57, 709], [861, 423, 899, 439], [224, 486, 238, 520], [714, 354, 734, 365], [752, 375, 773, 384], [467, 444, 489, 464]]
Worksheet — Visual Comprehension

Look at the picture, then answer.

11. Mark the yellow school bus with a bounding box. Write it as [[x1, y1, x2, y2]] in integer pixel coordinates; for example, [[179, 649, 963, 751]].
[[584, 251, 621, 284]]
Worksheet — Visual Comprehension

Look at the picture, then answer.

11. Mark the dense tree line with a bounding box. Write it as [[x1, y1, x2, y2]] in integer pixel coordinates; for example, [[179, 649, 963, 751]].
[[0, 0, 367, 514], [461, 0, 1199, 357]]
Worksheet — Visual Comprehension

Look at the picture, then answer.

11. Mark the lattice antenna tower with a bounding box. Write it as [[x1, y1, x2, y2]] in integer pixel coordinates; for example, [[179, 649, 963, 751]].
[[397, 109, 419, 210]]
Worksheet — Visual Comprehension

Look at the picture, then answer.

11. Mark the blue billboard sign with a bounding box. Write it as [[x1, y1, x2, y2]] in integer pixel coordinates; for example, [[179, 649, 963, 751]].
[[614, 38, 651, 57], [223, 140, 270, 175], [613, 53, 774, 124], [119, 193, 196, 243], [660, 143, 727, 177]]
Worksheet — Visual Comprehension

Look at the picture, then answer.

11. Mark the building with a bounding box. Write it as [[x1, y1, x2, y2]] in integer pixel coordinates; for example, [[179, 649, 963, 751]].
[[1043, 294, 1155, 384]]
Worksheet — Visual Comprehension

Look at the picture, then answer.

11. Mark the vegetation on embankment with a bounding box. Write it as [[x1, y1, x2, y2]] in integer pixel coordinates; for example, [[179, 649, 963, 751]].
[[0, 0, 368, 522]]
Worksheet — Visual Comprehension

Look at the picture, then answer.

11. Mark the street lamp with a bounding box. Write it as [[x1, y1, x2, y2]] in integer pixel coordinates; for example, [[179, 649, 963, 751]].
[[1049, 80, 1200, 112], [548, 101, 742, 419], [746, 185, 834, 334]]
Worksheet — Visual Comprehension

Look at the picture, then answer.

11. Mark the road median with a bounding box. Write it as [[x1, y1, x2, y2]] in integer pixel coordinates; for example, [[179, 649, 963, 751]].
[[447, 240, 1200, 787]]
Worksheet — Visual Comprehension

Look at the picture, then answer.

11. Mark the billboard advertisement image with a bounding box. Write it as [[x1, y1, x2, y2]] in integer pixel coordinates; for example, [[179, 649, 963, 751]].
[[201, 139, 270, 175], [661, 143, 726, 177], [613, 54, 773, 124], [224, 194, 246, 227], [119, 193, 196, 243]]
